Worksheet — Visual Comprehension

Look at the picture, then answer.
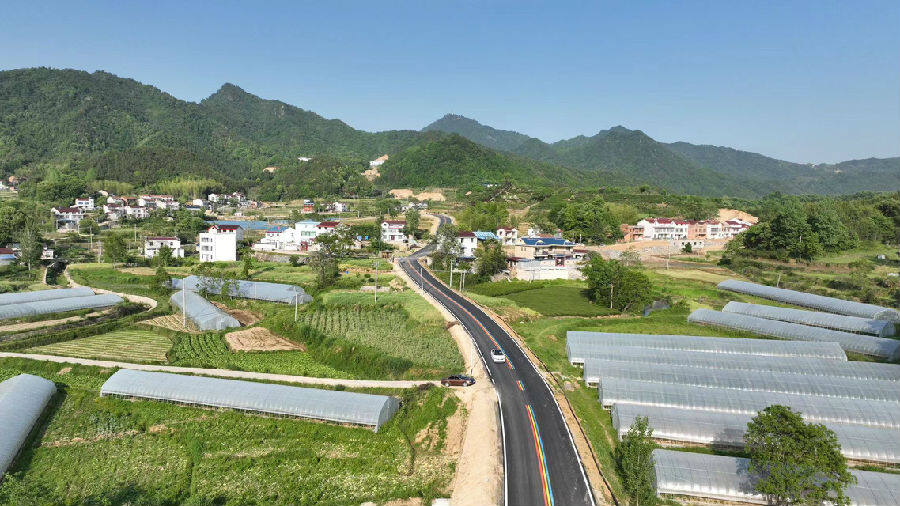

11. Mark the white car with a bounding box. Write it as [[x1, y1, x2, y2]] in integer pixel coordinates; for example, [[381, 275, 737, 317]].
[[490, 349, 506, 363]]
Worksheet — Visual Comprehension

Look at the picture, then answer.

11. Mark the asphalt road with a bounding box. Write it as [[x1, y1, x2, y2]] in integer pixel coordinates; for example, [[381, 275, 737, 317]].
[[400, 216, 594, 506]]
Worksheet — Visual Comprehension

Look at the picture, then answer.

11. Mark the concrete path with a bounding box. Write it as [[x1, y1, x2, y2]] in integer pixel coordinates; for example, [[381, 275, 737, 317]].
[[0, 352, 439, 388]]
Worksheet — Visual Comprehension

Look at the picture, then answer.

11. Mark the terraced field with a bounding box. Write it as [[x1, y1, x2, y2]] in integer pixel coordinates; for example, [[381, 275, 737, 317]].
[[26, 328, 172, 362]]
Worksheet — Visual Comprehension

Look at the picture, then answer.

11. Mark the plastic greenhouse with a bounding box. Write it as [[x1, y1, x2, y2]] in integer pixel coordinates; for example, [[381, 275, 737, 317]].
[[0, 286, 95, 306], [724, 301, 895, 337], [565, 331, 847, 365], [688, 308, 900, 361], [580, 347, 900, 382], [652, 449, 900, 506], [599, 378, 900, 428], [0, 293, 123, 321], [171, 275, 313, 304], [100, 370, 400, 431], [588, 359, 900, 402], [169, 290, 240, 331], [718, 279, 900, 322], [0, 374, 56, 478], [613, 404, 900, 464]]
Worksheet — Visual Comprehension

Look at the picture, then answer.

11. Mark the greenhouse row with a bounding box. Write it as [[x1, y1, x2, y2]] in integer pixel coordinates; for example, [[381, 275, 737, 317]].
[[580, 347, 900, 382], [0, 286, 95, 306], [653, 449, 900, 506], [100, 370, 400, 431], [723, 300, 895, 337], [565, 331, 847, 365], [613, 404, 900, 464], [599, 377, 900, 428], [169, 289, 240, 331], [0, 293, 124, 321], [586, 359, 900, 402], [0, 374, 56, 478], [718, 279, 900, 322], [171, 275, 313, 304], [688, 308, 900, 361]]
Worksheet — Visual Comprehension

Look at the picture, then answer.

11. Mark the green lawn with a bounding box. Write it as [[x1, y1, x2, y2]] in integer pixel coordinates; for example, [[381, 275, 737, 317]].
[[505, 285, 615, 317], [26, 328, 173, 363], [0, 357, 459, 505]]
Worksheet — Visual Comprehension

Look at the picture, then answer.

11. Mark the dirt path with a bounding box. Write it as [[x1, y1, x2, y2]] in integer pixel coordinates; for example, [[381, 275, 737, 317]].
[[394, 260, 503, 506], [0, 351, 440, 388], [0, 309, 110, 333]]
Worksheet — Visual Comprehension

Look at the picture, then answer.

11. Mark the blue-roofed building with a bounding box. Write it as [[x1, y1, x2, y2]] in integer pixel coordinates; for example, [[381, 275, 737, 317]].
[[473, 231, 500, 242]]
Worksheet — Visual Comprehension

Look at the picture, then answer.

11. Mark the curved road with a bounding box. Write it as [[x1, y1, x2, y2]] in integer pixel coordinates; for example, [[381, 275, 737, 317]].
[[401, 216, 594, 506]]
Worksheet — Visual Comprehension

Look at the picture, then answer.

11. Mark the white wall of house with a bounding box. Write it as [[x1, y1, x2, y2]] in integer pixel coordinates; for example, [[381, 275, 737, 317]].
[[144, 238, 185, 259], [198, 232, 237, 262], [381, 221, 407, 244], [458, 235, 478, 257]]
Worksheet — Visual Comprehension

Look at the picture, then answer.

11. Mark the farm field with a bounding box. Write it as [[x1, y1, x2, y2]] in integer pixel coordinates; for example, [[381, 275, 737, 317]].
[[25, 328, 172, 362], [0, 357, 461, 505]]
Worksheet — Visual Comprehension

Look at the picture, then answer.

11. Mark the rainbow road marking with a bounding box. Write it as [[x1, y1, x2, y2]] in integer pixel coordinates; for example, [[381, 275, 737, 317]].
[[527, 404, 555, 506]]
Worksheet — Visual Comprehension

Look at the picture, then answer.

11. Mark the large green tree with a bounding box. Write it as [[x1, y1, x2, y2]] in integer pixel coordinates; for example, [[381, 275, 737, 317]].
[[582, 256, 652, 312], [745, 405, 855, 506], [615, 416, 657, 506], [474, 240, 507, 278]]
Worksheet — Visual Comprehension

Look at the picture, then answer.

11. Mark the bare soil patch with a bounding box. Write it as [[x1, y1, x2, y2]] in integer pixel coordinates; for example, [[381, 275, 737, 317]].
[[389, 189, 446, 202], [145, 314, 201, 333], [225, 327, 303, 351], [211, 302, 261, 326]]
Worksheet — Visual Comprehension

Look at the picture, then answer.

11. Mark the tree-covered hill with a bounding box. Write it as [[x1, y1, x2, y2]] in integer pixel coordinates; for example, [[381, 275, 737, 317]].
[[422, 114, 534, 152]]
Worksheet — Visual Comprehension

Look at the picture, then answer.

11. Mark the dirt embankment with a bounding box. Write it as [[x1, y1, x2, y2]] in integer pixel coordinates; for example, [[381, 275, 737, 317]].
[[389, 189, 446, 202], [210, 302, 261, 326]]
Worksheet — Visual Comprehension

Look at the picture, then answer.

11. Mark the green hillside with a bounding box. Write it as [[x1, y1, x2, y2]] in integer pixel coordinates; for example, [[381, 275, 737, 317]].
[[422, 114, 533, 152]]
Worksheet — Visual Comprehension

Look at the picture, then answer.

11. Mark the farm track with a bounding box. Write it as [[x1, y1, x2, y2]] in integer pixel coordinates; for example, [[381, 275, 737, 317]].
[[0, 351, 440, 388]]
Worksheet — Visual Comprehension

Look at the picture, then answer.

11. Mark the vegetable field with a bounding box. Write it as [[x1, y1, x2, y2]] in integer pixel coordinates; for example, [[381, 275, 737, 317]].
[[26, 328, 172, 362], [0, 357, 460, 505]]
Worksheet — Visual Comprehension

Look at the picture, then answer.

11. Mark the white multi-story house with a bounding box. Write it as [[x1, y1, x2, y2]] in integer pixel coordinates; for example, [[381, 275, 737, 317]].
[[295, 220, 320, 242], [381, 220, 407, 244], [208, 193, 221, 203], [329, 201, 350, 213], [206, 224, 244, 241], [635, 218, 691, 240], [74, 197, 95, 211], [198, 228, 237, 262], [316, 221, 340, 236], [123, 206, 150, 219], [457, 231, 478, 258], [496, 227, 518, 246], [51, 207, 84, 231], [103, 204, 125, 221], [723, 219, 752, 238], [144, 237, 184, 259], [253, 225, 302, 252]]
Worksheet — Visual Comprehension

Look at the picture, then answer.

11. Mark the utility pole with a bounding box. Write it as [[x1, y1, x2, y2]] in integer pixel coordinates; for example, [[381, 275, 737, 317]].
[[449, 260, 454, 287], [294, 293, 298, 322], [609, 283, 614, 309], [181, 277, 187, 329], [374, 257, 378, 303]]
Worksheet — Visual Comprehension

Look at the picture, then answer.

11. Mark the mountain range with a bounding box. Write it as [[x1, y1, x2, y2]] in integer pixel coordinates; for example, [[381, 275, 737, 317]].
[[0, 67, 896, 198]]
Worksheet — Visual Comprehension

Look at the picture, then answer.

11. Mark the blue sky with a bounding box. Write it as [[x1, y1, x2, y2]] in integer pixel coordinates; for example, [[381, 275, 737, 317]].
[[1, 1, 898, 163]]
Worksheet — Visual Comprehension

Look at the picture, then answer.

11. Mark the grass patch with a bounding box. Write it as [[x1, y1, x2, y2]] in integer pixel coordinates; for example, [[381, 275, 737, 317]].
[[505, 285, 615, 317], [0, 357, 459, 505], [26, 328, 173, 363]]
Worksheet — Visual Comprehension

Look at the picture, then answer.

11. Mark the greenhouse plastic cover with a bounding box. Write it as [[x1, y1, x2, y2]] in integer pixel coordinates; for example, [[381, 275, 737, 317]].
[[171, 275, 313, 304], [588, 360, 900, 402], [0, 286, 95, 306], [0, 293, 123, 321], [724, 301, 895, 337], [100, 369, 400, 431], [170, 289, 240, 331], [718, 279, 900, 322], [565, 331, 847, 364], [653, 449, 900, 506], [688, 308, 900, 361], [0, 374, 56, 477], [580, 347, 900, 382], [613, 404, 900, 464], [599, 377, 900, 428]]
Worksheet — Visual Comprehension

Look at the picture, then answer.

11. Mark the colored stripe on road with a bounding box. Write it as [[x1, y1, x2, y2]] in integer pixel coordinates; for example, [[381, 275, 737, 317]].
[[527, 404, 555, 506]]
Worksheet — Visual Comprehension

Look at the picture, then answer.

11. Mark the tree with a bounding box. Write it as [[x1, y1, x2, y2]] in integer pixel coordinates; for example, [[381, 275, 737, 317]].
[[404, 208, 421, 236], [309, 229, 352, 289], [18, 225, 44, 270], [745, 405, 855, 506], [242, 250, 254, 278], [148, 264, 169, 295], [682, 242, 692, 253], [376, 198, 400, 218], [102, 234, 130, 263], [582, 256, 653, 312], [615, 416, 657, 506], [549, 198, 622, 244], [79, 216, 100, 236], [432, 223, 462, 270], [475, 240, 507, 277], [154, 245, 174, 267]]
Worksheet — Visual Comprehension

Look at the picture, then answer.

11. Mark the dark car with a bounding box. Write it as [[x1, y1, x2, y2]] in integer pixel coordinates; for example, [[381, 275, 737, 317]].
[[441, 374, 476, 387]]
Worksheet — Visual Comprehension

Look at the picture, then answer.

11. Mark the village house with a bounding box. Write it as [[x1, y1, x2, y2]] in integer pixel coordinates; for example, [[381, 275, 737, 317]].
[[144, 237, 184, 259], [328, 201, 351, 213], [74, 197, 95, 211], [381, 220, 407, 245], [626, 217, 753, 243], [457, 231, 478, 258], [123, 205, 150, 220], [316, 221, 340, 236], [198, 226, 237, 262], [253, 225, 302, 252], [295, 220, 320, 242], [206, 224, 244, 241], [301, 199, 316, 214], [496, 227, 518, 245], [51, 206, 84, 231], [510, 236, 579, 260]]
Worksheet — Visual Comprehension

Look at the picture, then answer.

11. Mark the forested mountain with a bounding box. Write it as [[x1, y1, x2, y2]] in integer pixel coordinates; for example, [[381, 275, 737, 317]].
[[422, 114, 900, 196]]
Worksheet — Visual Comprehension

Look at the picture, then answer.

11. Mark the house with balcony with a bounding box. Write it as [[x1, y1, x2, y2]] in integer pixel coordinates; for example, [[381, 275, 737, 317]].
[[144, 237, 184, 259], [496, 227, 518, 245], [381, 220, 407, 245], [74, 197, 95, 211], [51, 207, 84, 231]]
